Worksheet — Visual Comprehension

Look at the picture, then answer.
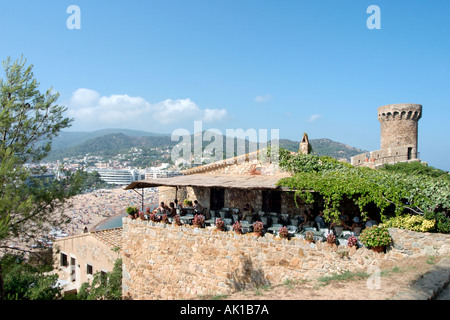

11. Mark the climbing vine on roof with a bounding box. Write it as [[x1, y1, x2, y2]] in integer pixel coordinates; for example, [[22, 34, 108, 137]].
[[276, 148, 450, 231]]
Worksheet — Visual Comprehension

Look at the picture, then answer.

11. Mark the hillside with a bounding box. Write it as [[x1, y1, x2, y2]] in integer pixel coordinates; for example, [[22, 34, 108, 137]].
[[44, 129, 366, 162]]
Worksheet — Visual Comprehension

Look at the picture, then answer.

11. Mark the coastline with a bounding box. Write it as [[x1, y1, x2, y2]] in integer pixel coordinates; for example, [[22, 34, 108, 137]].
[[54, 187, 159, 236]]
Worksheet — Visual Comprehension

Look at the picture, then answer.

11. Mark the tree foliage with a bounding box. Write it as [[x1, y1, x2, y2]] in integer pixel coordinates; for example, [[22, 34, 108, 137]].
[[0, 56, 85, 298], [0, 253, 61, 300], [77, 258, 122, 300]]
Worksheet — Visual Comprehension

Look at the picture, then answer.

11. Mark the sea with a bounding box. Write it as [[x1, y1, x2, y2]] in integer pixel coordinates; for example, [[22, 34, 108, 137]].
[[95, 203, 158, 230]]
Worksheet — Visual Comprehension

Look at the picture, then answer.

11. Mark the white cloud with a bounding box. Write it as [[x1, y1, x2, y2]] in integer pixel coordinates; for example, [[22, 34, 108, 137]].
[[254, 94, 272, 103], [308, 114, 322, 122], [202, 108, 227, 123], [66, 89, 227, 131]]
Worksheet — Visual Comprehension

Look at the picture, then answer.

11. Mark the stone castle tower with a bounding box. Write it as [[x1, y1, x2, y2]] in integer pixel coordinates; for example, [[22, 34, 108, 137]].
[[378, 103, 422, 159], [351, 103, 422, 167]]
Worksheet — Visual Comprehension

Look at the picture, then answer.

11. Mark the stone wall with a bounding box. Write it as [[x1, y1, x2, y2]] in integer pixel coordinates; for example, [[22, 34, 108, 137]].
[[159, 187, 310, 214], [121, 219, 450, 300]]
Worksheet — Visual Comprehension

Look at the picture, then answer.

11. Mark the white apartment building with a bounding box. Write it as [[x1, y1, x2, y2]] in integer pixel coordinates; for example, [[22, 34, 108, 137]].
[[96, 168, 143, 185]]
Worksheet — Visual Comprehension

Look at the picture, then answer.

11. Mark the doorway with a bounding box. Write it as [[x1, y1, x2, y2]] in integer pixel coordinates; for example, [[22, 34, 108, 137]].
[[262, 190, 282, 213], [210, 188, 225, 210]]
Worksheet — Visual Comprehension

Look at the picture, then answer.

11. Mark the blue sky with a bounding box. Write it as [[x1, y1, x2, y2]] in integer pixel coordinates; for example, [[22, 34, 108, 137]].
[[1, 0, 449, 170]]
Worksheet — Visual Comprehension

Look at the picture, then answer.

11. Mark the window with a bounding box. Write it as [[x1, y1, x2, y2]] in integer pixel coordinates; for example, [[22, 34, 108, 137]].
[[60, 253, 68, 267], [87, 264, 93, 275]]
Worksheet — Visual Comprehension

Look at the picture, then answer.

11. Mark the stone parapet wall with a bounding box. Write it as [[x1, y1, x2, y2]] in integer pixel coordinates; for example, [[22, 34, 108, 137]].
[[388, 228, 450, 257], [122, 219, 449, 300]]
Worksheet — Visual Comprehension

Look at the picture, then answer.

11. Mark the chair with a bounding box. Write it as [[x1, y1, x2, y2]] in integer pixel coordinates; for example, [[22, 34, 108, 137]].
[[287, 225, 298, 235], [186, 209, 194, 215], [245, 216, 252, 223], [352, 227, 362, 236], [232, 214, 239, 223], [269, 224, 283, 234], [333, 226, 344, 237], [223, 218, 233, 225], [258, 211, 265, 216], [270, 212, 278, 217], [219, 211, 226, 219], [261, 217, 269, 228], [231, 208, 240, 214], [204, 210, 216, 226], [290, 219, 298, 227], [272, 217, 279, 224]]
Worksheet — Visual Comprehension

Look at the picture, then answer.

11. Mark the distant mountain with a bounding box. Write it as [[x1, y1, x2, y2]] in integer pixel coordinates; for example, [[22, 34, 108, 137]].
[[50, 129, 168, 151], [279, 138, 366, 161], [44, 129, 366, 162]]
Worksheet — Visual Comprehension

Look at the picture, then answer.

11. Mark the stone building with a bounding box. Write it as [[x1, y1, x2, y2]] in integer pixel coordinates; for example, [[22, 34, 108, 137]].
[[125, 149, 316, 217], [299, 133, 312, 155], [52, 228, 122, 295], [351, 103, 423, 168]]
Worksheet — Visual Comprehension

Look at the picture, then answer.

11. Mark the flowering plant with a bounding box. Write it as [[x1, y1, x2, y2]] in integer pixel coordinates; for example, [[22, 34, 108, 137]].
[[347, 235, 358, 248], [359, 225, 392, 248], [278, 226, 289, 239], [305, 231, 314, 242], [215, 218, 225, 231], [252, 221, 264, 234], [233, 221, 242, 234], [193, 214, 205, 228], [326, 232, 336, 244], [149, 213, 159, 222], [161, 214, 170, 224], [383, 214, 436, 232], [173, 215, 182, 226]]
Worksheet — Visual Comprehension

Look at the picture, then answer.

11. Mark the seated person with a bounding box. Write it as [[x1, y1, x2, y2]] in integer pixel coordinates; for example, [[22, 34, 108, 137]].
[[298, 210, 312, 229], [252, 211, 262, 223], [241, 203, 254, 220], [329, 213, 351, 230], [351, 216, 363, 229], [167, 202, 176, 216], [157, 202, 166, 214], [315, 211, 327, 229], [193, 200, 203, 214], [365, 216, 378, 228]]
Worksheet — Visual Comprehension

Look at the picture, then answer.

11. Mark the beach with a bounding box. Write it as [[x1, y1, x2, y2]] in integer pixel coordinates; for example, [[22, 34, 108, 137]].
[[55, 187, 159, 236]]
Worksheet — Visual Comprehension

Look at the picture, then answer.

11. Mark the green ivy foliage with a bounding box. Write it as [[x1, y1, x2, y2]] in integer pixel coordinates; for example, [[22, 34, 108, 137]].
[[276, 149, 450, 233], [77, 258, 122, 300]]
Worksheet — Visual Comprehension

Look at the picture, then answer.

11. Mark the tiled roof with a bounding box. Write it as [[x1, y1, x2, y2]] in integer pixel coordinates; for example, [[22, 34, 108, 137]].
[[91, 227, 123, 249]]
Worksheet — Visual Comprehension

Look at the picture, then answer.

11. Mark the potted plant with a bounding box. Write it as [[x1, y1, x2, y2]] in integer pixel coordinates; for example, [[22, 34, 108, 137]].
[[126, 206, 138, 218], [193, 214, 205, 228], [215, 218, 225, 231], [347, 235, 358, 248], [233, 221, 242, 234], [183, 199, 193, 207], [173, 215, 182, 226], [326, 232, 336, 245], [305, 231, 314, 243], [278, 226, 289, 239], [252, 221, 264, 236], [149, 213, 159, 223], [359, 225, 392, 253], [161, 214, 170, 224]]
